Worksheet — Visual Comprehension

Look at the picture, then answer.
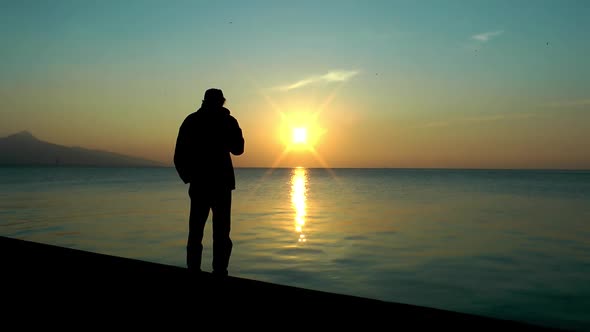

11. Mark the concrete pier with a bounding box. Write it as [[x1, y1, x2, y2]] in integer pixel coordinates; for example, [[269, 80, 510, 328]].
[[1, 236, 563, 330]]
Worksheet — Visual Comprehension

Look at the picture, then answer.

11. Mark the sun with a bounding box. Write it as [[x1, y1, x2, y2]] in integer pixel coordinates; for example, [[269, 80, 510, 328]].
[[292, 127, 307, 144], [278, 111, 324, 151]]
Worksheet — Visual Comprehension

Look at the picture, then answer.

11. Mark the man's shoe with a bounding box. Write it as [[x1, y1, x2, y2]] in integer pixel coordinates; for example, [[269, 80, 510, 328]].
[[188, 266, 202, 274], [212, 269, 228, 277]]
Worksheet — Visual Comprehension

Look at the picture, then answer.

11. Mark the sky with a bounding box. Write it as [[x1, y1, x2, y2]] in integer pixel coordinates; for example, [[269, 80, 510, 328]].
[[1, 0, 589, 169]]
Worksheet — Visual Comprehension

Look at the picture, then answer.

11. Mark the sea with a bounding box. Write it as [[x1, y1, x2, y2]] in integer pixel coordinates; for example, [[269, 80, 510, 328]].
[[1, 167, 589, 331]]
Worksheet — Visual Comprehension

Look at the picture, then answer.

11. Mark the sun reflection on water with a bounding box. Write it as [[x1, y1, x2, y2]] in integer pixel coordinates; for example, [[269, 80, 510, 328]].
[[290, 167, 308, 243]]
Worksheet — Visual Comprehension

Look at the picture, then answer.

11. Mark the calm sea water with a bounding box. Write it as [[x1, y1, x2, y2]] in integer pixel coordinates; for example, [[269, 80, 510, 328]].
[[1, 167, 589, 330]]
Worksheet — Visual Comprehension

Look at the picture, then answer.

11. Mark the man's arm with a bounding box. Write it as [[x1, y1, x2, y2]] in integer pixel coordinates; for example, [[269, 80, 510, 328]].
[[174, 119, 191, 184], [229, 117, 244, 156]]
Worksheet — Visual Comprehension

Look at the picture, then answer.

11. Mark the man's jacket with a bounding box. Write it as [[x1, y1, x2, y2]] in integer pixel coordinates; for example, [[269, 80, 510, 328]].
[[174, 106, 244, 190]]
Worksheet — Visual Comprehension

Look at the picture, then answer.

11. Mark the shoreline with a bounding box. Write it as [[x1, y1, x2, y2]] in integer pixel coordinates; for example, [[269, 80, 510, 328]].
[[1, 236, 565, 330]]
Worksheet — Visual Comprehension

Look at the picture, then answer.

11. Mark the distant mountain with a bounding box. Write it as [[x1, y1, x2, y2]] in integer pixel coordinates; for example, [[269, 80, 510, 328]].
[[0, 131, 166, 167]]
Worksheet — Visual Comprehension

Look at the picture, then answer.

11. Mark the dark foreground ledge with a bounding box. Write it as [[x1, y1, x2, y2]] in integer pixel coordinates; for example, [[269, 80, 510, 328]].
[[2, 236, 563, 330]]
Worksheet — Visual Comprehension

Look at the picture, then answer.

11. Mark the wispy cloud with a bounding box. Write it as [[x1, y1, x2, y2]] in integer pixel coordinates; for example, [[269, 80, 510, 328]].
[[544, 99, 590, 108], [472, 30, 503, 42], [276, 70, 359, 91], [420, 112, 537, 128]]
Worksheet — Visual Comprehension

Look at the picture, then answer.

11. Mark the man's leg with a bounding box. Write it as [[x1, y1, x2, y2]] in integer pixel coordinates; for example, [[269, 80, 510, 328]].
[[211, 190, 233, 276], [187, 187, 210, 271]]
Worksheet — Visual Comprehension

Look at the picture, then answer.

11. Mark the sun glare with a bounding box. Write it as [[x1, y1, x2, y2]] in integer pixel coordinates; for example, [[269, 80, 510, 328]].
[[279, 111, 323, 150], [293, 127, 307, 144], [267, 100, 337, 172]]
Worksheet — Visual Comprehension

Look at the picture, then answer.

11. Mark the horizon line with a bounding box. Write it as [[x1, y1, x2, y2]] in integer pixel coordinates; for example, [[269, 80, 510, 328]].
[[1, 164, 588, 172]]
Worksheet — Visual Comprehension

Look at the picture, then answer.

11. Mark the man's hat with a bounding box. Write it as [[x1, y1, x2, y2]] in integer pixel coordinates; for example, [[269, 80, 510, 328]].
[[204, 88, 225, 102]]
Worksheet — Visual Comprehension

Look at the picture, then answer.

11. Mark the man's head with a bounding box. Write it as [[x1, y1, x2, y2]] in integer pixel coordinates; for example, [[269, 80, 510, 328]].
[[203, 88, 226, 107]]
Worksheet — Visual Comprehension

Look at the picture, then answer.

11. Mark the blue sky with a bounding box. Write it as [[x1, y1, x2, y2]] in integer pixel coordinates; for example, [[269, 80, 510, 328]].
[[1, 0, 589, 168]]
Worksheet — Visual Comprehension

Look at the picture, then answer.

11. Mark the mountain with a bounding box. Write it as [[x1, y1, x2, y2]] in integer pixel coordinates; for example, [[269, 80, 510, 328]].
[[0, 131, 166, 167]]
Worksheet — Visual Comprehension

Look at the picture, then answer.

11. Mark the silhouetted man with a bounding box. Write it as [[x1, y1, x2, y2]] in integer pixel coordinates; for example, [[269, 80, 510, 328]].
[[174, 88, 244, 276]]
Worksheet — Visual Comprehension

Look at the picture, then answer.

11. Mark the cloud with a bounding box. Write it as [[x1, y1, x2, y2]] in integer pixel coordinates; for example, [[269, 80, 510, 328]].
[[472, 30, 504, 42], [420, 112, 537, 128], [276, 70, 359, 91], [544, 99, 590, 108]]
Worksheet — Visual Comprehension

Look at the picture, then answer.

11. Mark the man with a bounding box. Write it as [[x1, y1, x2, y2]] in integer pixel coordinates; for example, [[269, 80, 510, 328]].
[[174, 88, 244, 276]]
